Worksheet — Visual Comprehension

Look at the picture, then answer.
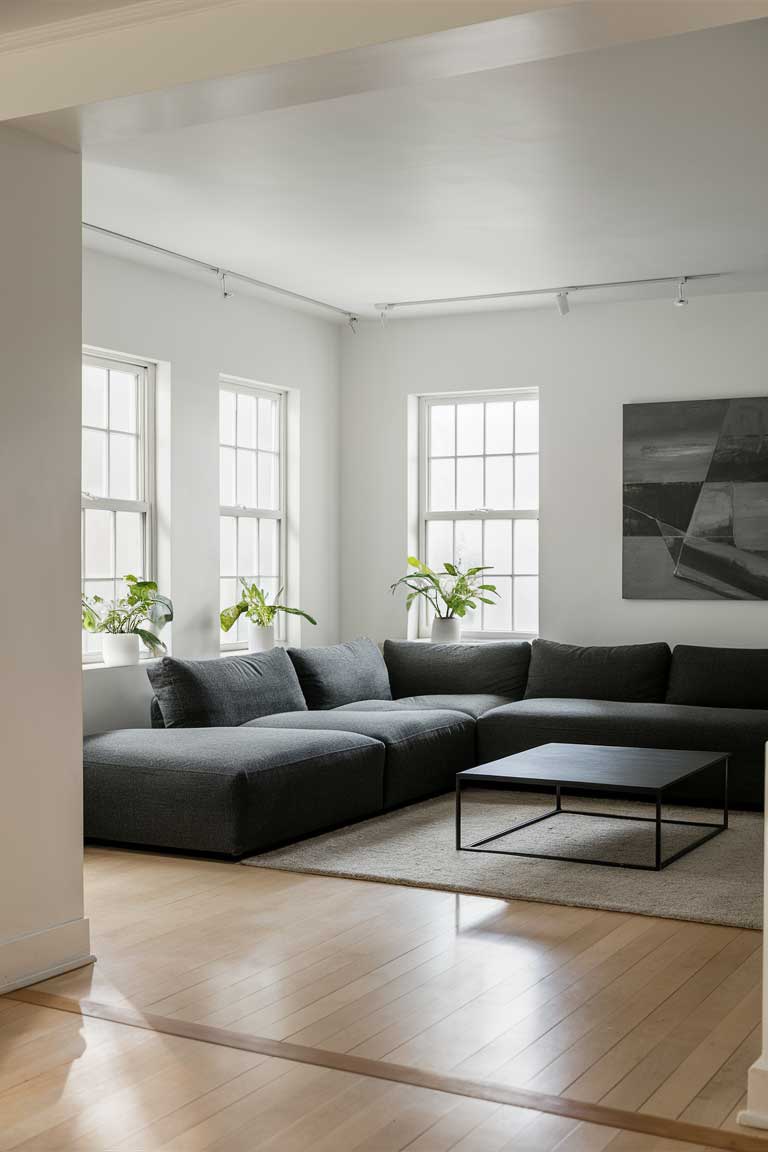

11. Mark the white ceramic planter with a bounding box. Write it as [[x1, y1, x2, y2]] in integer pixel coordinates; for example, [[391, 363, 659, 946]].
[[430, 617, 461, 644], [248, 621, 275, 652], [102, 633, 141, 667]]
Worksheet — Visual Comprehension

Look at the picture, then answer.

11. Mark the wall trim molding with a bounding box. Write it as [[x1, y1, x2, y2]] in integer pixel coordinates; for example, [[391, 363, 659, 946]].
[[0, 918, 93, 992], [0, 0, 243, 55]]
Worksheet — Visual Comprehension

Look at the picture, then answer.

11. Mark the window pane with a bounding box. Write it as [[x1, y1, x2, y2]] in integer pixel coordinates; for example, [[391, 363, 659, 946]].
[[260, 577, 279, 604], [258, 452, 278, 510], [426, 520, 453, 571], [238, 517, 258, 576], [237, 393, 257, 448], [220, 446, 236, 505], [220, 516, 237, 577], [514, 576, 539, 633], [514, 520, 539, 574], [84, 578, 115, 604], [220, 390, 236, 446], [430, 404, 454, 457], [220, 578, 238, 624], [455, 520, 482, 569], [485, 402, 514, 454], [109, 370, 137, 433], [109, 432, 138, 500], [83, 365, 107, 428], [259, 519, 279, 577], [83, 429, 108, 497], [236, 449, 257, 507], [115, 511, 143, 577], [485, 519, 512, 574], [84, 509, 113, 578], [429, 459, 455, 512], [515, 399, 539, 453], [456, 404, 484, 456], [485, 456, 513, 509], [515, 455, 539, 509], [483, 576, 512, 632], [258, 396, 279, 451], [456, 457, 483, 510]]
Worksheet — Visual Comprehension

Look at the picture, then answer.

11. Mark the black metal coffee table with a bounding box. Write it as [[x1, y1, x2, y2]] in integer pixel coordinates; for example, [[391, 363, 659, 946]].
[[456, 743, 729, 871]]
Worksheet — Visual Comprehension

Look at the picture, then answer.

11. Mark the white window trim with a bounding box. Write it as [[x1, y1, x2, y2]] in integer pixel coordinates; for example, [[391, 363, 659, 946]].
[[418, 389, 539, 641], [219, 376, 288, 651], [81, 350, 156, 665]]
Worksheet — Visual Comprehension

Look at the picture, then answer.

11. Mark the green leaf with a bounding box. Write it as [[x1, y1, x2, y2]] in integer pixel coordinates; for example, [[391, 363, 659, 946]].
[[220, 602, 246, 632], [276, 606, 318, 625], [135, 627, 166, 656], [443, 562, 458, 576]]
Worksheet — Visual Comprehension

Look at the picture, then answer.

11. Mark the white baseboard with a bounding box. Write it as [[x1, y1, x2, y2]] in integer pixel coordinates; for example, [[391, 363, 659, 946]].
[[739, 1060, 768, 1131], [0, 917, 94, 993]]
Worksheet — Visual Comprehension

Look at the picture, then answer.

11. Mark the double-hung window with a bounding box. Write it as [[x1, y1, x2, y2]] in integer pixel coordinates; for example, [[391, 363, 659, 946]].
[[419, 390, 539, 637], [219, 380, 285, 647], [81, 353, 154, 660]]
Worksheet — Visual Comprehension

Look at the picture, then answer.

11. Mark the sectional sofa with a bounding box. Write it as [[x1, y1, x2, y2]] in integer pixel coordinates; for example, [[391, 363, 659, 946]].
[[83, 637, 768, 857]]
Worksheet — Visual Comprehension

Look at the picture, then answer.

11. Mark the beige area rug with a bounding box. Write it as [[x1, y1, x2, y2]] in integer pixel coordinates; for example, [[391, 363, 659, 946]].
[[243, 791, 763, 929]]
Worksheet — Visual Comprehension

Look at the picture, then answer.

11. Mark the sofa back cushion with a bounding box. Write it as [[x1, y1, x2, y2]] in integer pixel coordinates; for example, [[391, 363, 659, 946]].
[[383, 639, 531, 700], [524, 639, 671, 703], [147, 648, 306, 728], [287, 637, 392, 710], [667, 645, 768, 709]]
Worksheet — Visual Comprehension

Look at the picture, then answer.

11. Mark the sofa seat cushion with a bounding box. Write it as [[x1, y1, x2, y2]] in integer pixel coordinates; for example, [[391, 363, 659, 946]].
[[383, 639, 530, 700], [336, 694, 511, 719], [524, 639, 671, 703], [478, 698, 768, 807], [667, 645, 768, 709], [84, 727, 384, 856], [246, 708, 475, 808], [147, 648, 306, 728], [288, 637, 392, 709]]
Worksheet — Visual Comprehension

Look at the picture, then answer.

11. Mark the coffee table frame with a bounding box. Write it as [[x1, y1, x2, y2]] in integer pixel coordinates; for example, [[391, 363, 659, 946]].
[[456, 755, 729, 871]]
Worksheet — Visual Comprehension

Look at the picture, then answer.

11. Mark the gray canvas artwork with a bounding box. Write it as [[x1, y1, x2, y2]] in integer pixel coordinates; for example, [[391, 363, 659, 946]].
[[623, 397, 768, 600]]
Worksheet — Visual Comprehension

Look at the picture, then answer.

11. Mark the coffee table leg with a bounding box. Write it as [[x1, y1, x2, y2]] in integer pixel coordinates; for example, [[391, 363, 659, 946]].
[[655, 792, 662, 871], [455, 778, 462, 850], [723, 757, 729, 830]]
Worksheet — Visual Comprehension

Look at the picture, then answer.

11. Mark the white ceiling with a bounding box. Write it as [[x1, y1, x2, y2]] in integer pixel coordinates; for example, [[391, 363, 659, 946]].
[[81, 18, 768, 313]]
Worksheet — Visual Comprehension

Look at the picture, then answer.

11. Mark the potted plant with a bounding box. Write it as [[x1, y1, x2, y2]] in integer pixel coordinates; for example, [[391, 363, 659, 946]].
[[390, 556, 499, 643], [82, 575, 174, 666], [220, 580, 317, 651]]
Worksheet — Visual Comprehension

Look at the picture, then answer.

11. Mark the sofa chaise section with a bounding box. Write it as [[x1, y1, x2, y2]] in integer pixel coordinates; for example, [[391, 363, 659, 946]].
[[245, 708, 475, 808], [84, 727, 385, 856]]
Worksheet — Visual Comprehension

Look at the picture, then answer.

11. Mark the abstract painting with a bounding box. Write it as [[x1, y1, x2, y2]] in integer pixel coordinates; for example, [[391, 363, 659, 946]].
[[623, 397, 768, 600]]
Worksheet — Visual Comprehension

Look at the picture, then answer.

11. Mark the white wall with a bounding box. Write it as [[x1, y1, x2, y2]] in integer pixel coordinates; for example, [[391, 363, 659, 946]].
[[0, 126, 91, 989], [82, 247, 340, 734], [340, 292, 768, 646]]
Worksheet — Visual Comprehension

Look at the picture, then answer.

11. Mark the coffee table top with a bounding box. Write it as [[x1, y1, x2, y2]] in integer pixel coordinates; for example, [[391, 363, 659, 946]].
[[458, 743, 728, 792]]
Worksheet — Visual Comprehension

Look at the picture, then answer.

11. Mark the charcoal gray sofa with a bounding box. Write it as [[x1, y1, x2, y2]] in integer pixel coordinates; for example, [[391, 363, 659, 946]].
[[83, 636, 768, 857]]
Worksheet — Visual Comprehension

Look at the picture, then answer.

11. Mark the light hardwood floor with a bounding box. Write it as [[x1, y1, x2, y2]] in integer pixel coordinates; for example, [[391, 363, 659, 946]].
[[0, 847, 764, 1150]]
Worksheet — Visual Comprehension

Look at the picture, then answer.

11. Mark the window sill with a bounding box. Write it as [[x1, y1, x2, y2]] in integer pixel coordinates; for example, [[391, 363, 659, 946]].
[[82, 656, 161, 672]]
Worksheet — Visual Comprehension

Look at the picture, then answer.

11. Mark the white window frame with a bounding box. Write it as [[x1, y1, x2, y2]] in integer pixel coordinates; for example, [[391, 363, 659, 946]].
[[81, 350, 156, 664], [219, 377, 288, 651], [418, 389, 539, 641]]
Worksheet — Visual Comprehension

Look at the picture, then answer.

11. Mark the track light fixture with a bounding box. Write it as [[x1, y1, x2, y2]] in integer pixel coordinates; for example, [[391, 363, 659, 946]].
[[556, 291, 570, 317], [674, 277, 688, 307], [218, 270, 233, 299], [348, 315, 359, 334]]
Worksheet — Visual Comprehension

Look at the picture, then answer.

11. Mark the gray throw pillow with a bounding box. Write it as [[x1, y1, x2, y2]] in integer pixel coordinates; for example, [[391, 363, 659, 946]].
[[524, 639, 671, 703], [147, 648, 307, 728], [667, 645, 768, 709], [383, 639, 530, 700], [287, 637, 392, 710]]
